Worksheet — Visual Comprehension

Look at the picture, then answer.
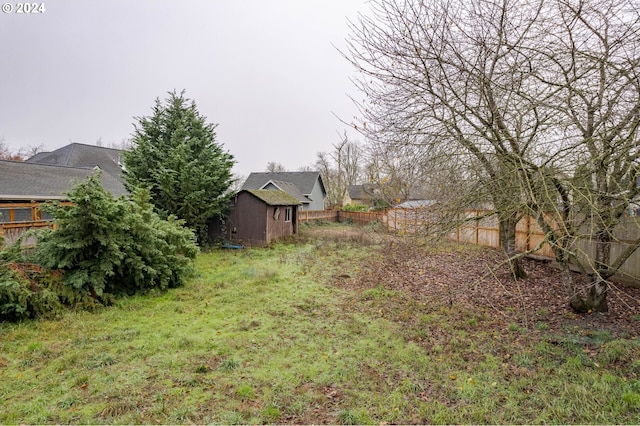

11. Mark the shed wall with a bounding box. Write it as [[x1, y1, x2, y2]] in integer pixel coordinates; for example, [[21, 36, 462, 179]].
[[266, 205, 298, 243], [227, 192, 268, 246]]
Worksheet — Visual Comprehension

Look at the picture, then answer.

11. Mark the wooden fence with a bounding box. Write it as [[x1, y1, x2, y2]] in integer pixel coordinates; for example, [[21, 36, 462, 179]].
[[4, 204, 639, 281], [0, 202, 57, 246], [300, 208, 640, 282]]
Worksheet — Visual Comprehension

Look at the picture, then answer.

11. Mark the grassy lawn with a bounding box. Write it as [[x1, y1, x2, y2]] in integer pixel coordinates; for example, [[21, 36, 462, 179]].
[[1, 224, 640, 424]]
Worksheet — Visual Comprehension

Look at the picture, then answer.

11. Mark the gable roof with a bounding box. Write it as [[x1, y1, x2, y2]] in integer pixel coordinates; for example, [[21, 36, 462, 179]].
[[0, 160, 127, 201], [244, 189, 301, 206], [242, 172, 326, 196], [26, 143, 124, 179], [261, 180, 309, 204]]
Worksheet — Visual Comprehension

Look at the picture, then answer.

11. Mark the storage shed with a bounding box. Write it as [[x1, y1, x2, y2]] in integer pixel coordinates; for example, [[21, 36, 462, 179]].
[[223, 189, 301, 247]]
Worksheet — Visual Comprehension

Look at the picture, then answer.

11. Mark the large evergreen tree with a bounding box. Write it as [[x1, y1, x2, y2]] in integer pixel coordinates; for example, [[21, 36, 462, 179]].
[[124, 90, 235, 244]]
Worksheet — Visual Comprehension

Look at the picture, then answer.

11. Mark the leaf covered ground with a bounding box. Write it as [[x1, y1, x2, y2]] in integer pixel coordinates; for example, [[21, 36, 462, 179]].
[[338, 238, 640, 338]]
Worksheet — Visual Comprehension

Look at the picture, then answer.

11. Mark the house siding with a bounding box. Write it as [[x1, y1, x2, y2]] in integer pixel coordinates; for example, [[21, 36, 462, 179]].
[[306, 182, 325, 210]]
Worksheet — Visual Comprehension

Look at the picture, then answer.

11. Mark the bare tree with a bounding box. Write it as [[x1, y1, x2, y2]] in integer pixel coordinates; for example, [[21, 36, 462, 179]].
[[17, 144, 45, 159], [345, 0, 552, 278], [228, 173, 246, 193], [519, 0, 640, 312], [315, 133, 364, 207], [346, 0, 640, 311], [265, 162, 287, 173], [0, 137, 24, 161], [364, 138, 429, 204]]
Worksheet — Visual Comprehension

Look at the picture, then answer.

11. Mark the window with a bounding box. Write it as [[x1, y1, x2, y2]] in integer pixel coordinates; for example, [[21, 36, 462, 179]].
[[284, 207, 292, 222]]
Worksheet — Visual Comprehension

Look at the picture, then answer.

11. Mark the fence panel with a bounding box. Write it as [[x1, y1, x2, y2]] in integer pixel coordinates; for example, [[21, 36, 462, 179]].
[[298, 210, 339, 223], [339, 210, 385, 225]]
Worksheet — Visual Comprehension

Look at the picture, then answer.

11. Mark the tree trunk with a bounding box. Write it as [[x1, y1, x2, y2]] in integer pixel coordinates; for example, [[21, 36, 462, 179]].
[[586, 276, 608, 312], [499, 215, 527, 279], [559, 261, 589, 313], [586, 230, 611, 312], [560, 261, 608, 313]]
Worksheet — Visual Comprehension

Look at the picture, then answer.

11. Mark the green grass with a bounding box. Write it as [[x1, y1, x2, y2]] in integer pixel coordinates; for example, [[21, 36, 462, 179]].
[[1, 226, 639, 424]]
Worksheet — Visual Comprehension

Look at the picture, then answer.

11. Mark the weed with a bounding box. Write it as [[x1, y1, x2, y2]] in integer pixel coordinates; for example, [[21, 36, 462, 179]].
[[508, 323, 524, 333], [218, 357, 240, 372], [261, 404, 281, 422], [236, 383, 255, 399], [337, 409, 370, 425], [194, 365, 210, 373], [535, 322, 549, 331], [622, 391, 640, 408]]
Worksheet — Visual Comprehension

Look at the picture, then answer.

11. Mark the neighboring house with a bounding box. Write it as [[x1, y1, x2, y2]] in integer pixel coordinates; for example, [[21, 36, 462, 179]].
[[241, 171, 326, 210], [219, 189, 301, 247], [344, 183, 434, 208], [0, 159, 127, 245], [0, 159, 127, 210], [343, 184, 381, 208], [26, 142, 124, 183]]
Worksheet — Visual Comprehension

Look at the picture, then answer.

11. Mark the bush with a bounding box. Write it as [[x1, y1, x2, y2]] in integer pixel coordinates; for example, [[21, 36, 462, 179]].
[[0, 261, 31, 321], [0, 237, 66, 321], [341, 204, 369, 212], [35, 173, 198, 298]]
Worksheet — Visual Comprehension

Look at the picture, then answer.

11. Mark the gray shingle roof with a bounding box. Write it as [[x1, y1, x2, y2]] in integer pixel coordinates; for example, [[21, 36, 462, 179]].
[[348, 184, 378, 200], [242, 171, 326, 196], [245, 189, 301, 206], [26, 143, 124, 179], [0, 160, 127, 200]]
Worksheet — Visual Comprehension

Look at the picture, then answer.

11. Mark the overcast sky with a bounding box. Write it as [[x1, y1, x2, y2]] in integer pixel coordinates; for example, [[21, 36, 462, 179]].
[[0, 0, 367, 177]]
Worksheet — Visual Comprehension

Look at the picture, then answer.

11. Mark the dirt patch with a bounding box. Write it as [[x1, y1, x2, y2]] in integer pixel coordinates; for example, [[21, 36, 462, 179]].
[[336, 239, 640, 337]]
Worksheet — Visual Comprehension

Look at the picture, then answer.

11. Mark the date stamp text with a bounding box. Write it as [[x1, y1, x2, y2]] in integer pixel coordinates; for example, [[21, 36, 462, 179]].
[[2, 3, 46, 14]]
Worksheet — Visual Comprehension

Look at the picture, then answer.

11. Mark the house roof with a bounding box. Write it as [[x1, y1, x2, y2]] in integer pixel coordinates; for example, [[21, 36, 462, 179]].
[[0, 160, 127, 201], [26, 143, 124, 179], [245, 189, 302, 206], [396, 200, 438, 209], [242, 171, 326, 197], [347, 184, 378, 200]]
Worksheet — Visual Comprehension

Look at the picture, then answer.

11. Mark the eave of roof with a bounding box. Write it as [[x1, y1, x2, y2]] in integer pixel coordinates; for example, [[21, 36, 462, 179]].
[[245, 189, 302, 206]]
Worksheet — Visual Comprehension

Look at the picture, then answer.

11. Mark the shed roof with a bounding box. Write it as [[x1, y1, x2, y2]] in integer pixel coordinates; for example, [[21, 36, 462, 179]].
[[0, 160, 127, 201], [242, 171, 326, 196], [245, 189, 302, 206], [262, 180, 309, 204]]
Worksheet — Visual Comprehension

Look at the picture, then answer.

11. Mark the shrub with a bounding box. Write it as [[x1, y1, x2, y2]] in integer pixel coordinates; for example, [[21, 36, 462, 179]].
[[341, 204, 369, 212], [35, 173, 198, 298], [0, 237, 66, 321], [0, 261, 31, 321]]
